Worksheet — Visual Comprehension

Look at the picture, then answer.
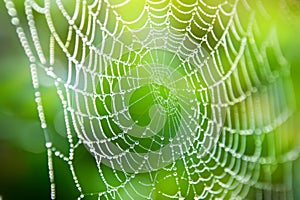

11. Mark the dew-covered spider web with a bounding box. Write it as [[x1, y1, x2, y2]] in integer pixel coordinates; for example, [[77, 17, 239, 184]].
[[4, 0, 300, 199]]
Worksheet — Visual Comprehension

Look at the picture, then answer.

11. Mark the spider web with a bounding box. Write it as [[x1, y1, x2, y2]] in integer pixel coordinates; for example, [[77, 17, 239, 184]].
[[4, 0, 300, 199]]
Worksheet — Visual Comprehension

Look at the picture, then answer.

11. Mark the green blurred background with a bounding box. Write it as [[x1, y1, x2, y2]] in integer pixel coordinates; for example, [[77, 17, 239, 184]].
[[1, 0, 300, 199], [0, 0, 48, 199]]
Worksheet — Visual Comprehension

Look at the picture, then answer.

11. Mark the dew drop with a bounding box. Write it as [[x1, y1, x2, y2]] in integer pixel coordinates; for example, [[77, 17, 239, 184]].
[[46, 142, 52, 148], [11, 17, 19, 25], [8, 8, 16, 16]]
